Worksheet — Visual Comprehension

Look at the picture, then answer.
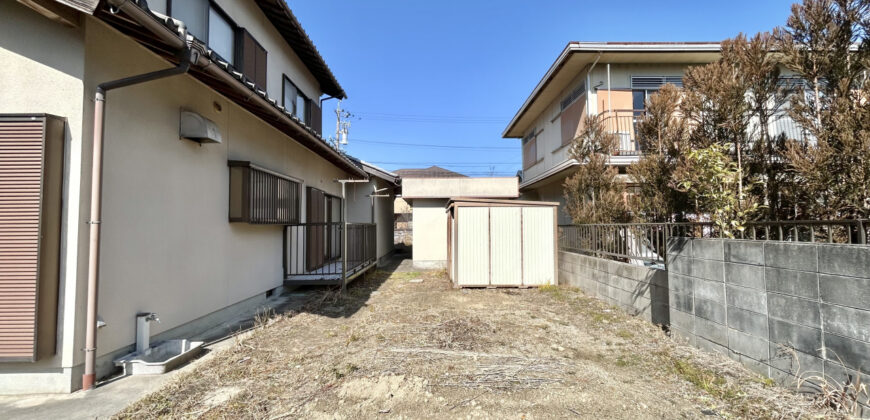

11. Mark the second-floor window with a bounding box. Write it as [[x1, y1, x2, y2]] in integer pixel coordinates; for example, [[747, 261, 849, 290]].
[[631, 76, 683, 112], [522, 129, 539, 169], [172, 1, 267, 89], [283, 77, 310, 126]]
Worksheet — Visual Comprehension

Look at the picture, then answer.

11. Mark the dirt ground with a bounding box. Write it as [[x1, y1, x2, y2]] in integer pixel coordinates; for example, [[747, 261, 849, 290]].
[[116, 263, 847, 419]]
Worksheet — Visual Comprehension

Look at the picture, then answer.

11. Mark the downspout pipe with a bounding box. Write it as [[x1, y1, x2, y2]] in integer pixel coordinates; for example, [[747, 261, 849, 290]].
[[82, 23, 194, 391], [585, 52, 602, 118]]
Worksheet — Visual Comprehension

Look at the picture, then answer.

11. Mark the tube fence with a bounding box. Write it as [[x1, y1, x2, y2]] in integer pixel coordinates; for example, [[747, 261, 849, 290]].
[[558, 219, 869, 265]]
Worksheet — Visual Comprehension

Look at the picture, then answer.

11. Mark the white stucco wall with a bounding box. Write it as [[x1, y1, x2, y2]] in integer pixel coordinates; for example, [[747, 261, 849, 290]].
[[0, 1, 87, 394], [402, 177, 519, 199], [0, 2, 350, 393], [87, 17, 347, 357], [346, 177, 395, 261], [410, 198, 449, 269], [213, 0, 321, 103]]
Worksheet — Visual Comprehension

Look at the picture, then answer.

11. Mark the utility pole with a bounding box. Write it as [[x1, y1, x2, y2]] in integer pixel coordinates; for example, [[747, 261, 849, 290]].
[[331, 100, 351, 152]]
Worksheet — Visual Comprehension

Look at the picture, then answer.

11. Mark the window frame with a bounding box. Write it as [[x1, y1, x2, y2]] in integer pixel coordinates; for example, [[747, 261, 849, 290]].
[[169, 0, 239, 64], [228, 161, 301, 224], [282, 75, 311, 125], [522, 128, 541, 170]]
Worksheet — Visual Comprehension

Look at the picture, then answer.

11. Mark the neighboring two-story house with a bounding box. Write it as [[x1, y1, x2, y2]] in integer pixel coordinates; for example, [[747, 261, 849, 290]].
[[0, 0, 393, 394], [502, 42, 722, 224]]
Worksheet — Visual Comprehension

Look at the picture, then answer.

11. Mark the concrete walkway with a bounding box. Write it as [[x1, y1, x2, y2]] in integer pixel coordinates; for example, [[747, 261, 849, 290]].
[[0, 290, 310, 420]]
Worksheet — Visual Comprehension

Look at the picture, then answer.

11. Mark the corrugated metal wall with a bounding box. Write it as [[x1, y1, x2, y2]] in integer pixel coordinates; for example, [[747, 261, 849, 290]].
[[521, 207, 555, 286], [456, 207, 489, 286], [489, 207, 521, 286]]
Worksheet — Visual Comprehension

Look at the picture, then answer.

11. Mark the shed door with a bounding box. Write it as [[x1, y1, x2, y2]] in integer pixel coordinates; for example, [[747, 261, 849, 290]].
[[522, 207, 555, 286], [456, 207, 489, 286], [490, 207, 521, 286]]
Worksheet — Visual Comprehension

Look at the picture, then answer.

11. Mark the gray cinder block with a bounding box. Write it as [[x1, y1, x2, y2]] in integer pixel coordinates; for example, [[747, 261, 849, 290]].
[[727, 305, 769, 338], [669, 273, 694, 295], [670, 289, 693, 313], [724, 240, 764, 265], [768, 318, 823, 358], [667, 237, 692, 258], [768, 342, 825, 378], [694, 298, 726, 324], [819, 274, 870, 311], [764, 242, 818, 272], [767, 293, 821, 328], [821, 303, 870, 343], [824, 333, 870, 373], [692, 258, 725, 282], [818, 244, 870, 279], [728, 328, 770, 361], [670, 307, 695, 334], [725, 263, 765, 290], [696, 334, 729, 356], [695, 278, 726, 303], [696, 316, 728, 346], [693, 239, 724, 261], [726, 284, 768, 313], [765, 267, 819, 300], [668, 255, 692, 276]]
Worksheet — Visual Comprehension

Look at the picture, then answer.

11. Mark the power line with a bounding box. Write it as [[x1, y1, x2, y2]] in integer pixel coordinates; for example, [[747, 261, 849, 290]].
[[350, 138, 518, 150], [367, 161, 518, 167], [355, 112, 505, 122], [357, 117, 505, 125]]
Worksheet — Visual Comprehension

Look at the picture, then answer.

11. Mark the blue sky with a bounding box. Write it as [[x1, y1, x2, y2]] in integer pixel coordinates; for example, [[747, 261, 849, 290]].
[[291, 0, 797, 176]]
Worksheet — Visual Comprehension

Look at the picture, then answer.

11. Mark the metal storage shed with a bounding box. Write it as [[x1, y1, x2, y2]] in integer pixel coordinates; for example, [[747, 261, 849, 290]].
[[446, 198, 558, 288]]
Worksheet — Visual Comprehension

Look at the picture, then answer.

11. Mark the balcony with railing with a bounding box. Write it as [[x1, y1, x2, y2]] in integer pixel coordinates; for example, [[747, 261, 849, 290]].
[[597, 109, 812, 162], [283, 222, 377, 286]]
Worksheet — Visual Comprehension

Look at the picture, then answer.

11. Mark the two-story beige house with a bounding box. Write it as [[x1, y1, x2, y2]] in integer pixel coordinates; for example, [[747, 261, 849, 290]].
[[0, 0, 393, 394], [503, 42, 722, 224]]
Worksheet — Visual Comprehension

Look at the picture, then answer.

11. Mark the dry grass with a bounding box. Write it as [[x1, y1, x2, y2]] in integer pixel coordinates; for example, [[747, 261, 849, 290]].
[[115, 268, 848, 420]]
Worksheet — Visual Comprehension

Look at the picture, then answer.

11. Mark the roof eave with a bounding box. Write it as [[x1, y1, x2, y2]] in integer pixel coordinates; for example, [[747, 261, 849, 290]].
[[502, 42, 722, 138]]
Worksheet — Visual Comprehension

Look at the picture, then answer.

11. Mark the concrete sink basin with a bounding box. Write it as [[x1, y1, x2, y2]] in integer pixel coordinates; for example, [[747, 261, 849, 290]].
[[114, 339, 203, 375]]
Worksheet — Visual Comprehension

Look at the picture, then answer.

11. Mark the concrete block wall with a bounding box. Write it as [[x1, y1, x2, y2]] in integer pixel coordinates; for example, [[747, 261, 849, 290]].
[[558, 251, 669, 325], [668, 238, 870, 417]]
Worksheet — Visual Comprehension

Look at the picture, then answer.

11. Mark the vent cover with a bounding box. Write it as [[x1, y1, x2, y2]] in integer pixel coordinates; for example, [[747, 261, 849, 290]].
[[631, 76, 684, 89], [180, 110, 222, 144]]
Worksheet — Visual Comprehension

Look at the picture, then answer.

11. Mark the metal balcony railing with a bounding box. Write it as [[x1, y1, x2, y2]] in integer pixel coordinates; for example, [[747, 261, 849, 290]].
[[284, 222, 376, 284], [599, 109, 644, 156]]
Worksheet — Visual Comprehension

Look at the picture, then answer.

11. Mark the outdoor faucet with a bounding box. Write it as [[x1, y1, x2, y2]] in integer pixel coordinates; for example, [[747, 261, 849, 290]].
[[139, 312, 160, 323], [136, 312, 160, 352]]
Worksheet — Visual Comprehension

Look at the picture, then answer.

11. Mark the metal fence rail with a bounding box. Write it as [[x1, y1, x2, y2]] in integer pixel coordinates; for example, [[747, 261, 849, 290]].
[[559, 219, 869, 265], [284, 222, 377, 281]]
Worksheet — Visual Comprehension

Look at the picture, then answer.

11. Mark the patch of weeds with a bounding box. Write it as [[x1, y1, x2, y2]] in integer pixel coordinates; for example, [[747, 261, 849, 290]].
[[754, 376, 776, 388], [330, 363, 359, 379], [614, 354, 640, 367], [672, 359, 739, 400], [346, 330, 362, 346], [616, 329, 633, 339]]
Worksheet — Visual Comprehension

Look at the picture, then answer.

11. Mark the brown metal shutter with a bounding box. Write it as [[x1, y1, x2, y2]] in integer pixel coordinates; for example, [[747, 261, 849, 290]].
[[0, 115, 63, 362], [238, 29, 268, 90], [310, 102, 322, 136]]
